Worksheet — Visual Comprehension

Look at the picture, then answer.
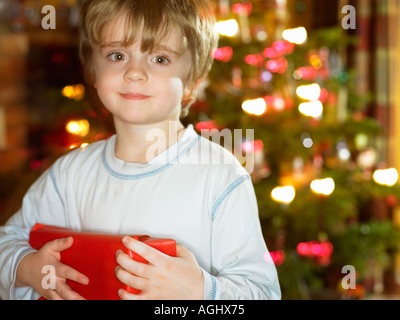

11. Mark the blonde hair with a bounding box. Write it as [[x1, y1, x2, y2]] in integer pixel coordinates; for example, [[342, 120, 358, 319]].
[[79, 0, 219, 117]]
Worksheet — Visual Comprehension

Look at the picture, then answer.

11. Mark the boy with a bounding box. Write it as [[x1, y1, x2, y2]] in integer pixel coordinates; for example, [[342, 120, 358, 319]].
[[0, 0, 281, 300]]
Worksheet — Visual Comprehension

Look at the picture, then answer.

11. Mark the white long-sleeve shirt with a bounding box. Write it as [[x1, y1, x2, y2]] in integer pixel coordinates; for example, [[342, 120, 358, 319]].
[[0, 125, 281, 300]]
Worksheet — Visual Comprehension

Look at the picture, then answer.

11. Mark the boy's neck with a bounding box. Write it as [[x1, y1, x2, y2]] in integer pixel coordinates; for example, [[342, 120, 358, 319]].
[[113, 120, 185, 164]]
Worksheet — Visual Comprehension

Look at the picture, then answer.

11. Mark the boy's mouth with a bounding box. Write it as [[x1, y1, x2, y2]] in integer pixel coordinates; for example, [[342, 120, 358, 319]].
[[119, 93, 151, 100]]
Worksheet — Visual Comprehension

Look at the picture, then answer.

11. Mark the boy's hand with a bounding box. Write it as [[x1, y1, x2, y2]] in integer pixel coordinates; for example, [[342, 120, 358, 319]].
[[115, 236, 204, 300], [16, 237, 89, 300]]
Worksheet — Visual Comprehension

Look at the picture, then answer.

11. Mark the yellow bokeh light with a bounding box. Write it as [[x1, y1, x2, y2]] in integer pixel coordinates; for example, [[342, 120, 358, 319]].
[[310, 178, 335, 196], [62, 86, 74, 98], [242, 98, 267, 116], [62, 84, 85, 101], [373, 168, 399, 187], [73, 84, 85, 100], [214, 19, 239, 37], [66, 119, 90, 137], [282, 27, 307, 44], [309, 54, 323, 69], [296, 83, 321, 101], [271, 186, 296, 204], [298, 101, 323, 118]]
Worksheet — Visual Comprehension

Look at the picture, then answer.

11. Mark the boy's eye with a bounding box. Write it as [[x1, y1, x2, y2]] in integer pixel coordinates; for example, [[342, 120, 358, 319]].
[[108, 52, 126, 62], [151, 56, 170, 65]]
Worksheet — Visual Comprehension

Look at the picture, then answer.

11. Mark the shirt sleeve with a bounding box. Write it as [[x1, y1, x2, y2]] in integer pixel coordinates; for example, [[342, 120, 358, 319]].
[[0, 166, 66, 300], [203, 175, 281, 300]]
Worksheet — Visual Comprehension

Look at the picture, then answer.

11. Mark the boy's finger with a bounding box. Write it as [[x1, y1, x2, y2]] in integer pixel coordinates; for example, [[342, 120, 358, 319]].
[[115, 250, 151, 278], [115, 265, 147, 291], [118, 288, 144, 300], [55, 281, 86, 300], [45, 237, 74, 253], [57, 262, 89, 286], [175, 244, 188, 257], [122, 236, 161, 264], [42, 289, 63, 300]]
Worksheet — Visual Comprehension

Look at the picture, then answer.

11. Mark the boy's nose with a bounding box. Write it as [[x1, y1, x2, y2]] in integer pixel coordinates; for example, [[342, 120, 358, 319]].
[[124, 61, 148, 83]]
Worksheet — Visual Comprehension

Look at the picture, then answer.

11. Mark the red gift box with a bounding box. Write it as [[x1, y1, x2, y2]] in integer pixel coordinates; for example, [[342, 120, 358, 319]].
[[29, 223, 176, 300]]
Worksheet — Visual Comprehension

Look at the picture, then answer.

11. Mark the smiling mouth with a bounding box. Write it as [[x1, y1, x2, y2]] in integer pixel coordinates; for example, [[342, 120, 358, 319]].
[[120, 93, 151, 100]]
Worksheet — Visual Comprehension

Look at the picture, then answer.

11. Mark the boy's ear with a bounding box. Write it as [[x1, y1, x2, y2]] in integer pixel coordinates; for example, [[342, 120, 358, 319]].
[[183, 78, 204, 100], [194, 77, 205, 91], [182, 88, 194, 106]]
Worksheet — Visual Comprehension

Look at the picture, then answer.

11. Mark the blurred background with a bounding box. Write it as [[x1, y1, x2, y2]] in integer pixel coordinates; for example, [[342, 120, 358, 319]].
[[1, 0, 400, 300]]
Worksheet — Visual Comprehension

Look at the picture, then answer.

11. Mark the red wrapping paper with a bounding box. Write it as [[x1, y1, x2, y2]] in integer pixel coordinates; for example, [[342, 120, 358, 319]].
[[29, 223, 176, 300]]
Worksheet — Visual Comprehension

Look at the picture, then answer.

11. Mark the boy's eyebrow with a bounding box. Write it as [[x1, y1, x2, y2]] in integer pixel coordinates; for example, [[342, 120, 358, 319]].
[[100, 41, 180, 56], [151, 44, 180, 56]]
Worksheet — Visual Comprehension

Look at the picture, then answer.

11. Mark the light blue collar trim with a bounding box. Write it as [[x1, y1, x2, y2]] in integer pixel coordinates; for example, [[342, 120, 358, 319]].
[[102, 125, 200, 180]]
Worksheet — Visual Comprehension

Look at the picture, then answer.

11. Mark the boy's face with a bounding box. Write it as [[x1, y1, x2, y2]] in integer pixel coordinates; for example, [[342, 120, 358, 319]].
[[91, 15, 193, 128]]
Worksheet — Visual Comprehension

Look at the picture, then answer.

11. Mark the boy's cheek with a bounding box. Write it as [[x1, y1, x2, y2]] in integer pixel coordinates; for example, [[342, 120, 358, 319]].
[[94, 73, 115, 91]]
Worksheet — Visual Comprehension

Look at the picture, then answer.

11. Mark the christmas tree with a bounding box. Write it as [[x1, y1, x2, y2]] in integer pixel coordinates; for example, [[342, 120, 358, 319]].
[[184, 0, 400, 299]]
